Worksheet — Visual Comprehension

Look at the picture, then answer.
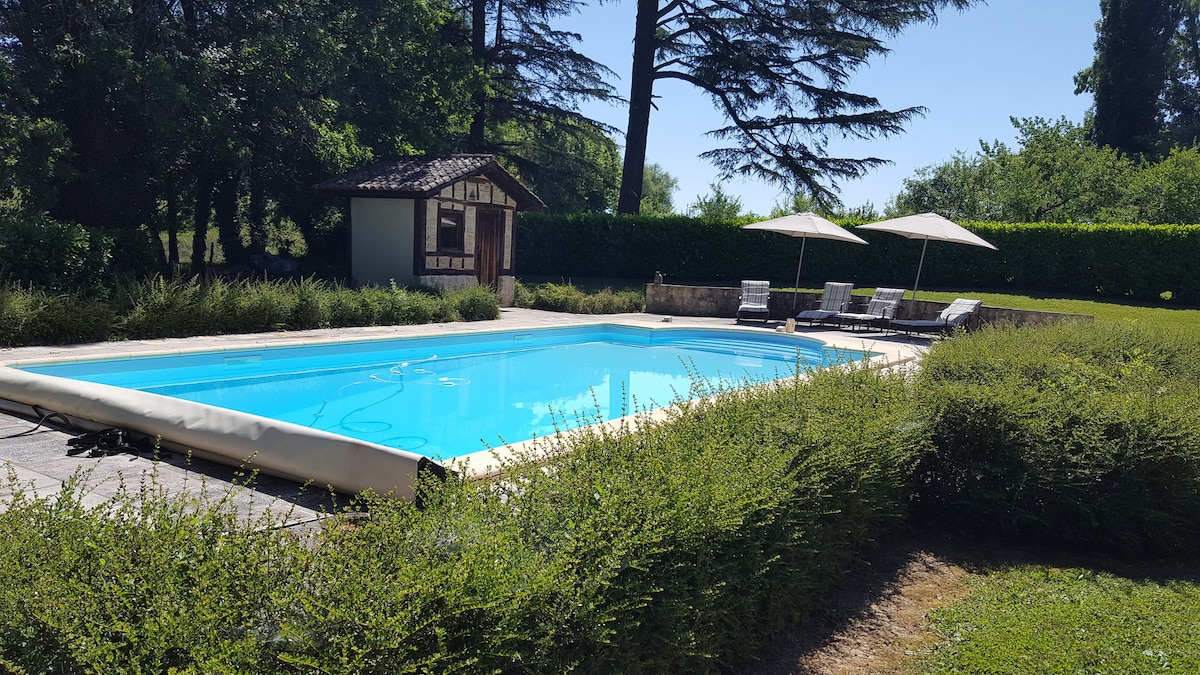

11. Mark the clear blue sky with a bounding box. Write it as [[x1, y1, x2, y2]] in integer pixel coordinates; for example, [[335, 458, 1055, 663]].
[[560, 0, 1102, 215]]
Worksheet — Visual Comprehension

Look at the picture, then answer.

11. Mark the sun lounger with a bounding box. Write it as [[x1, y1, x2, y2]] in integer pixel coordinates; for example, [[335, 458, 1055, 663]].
[[736, 280, 771, 322], [795, 282, 853, 325], [832, 287, 906, 332], [888, 298, 982, 336]]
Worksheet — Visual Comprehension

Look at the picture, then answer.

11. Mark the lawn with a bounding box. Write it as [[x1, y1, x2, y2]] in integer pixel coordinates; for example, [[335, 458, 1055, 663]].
[[864, 287, 1200, 331], [922, 560, 1200, 674], [525, 276, 1200, 330]]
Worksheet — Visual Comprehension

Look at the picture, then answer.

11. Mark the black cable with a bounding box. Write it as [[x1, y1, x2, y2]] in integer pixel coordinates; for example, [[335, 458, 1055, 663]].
[[2, 404, 74, 438]]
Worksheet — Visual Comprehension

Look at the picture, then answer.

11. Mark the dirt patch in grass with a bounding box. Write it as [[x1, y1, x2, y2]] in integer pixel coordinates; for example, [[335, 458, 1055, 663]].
[[731, 536, 1200, 675], [730, 537, 970, 675]]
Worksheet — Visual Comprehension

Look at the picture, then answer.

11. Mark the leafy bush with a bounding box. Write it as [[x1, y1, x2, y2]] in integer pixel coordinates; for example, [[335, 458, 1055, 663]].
[[0, 209, 110, 291], [0, 207, 161, 292], [446, 284, 501, 321], [0, 363, 914, 672], [326, 285, 377, 327], [0, 284, 114, 346], [374, 284, 455, 325], [515, 281, 645, 314], [0, 276, 499, 346], [910, 321, 1200, 553], [0, 473, 307, 673], [117, 277, 222, 338]]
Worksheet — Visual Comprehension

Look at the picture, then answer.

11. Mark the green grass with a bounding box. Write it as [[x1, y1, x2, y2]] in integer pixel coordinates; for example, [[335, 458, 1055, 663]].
[[923, 565, 1200, 674], [787, 286, 1200, 330]]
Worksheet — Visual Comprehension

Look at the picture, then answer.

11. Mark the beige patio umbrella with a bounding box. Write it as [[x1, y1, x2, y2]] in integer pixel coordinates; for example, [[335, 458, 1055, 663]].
[[743, 212, 868, 308], [858, 212, 997, 300]]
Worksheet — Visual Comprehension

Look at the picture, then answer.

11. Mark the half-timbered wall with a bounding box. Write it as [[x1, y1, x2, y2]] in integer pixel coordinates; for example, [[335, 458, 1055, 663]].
[[417, 177, 516, 277]]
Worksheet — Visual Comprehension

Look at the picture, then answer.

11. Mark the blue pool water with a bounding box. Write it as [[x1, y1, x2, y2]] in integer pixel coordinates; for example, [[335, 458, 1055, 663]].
[[19, 325, 866, 459]]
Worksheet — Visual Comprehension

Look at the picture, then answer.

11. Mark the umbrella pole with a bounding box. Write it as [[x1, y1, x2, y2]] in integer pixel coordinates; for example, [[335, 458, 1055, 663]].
[[912, 238, 929, 301], [792, 236, 808, 309]]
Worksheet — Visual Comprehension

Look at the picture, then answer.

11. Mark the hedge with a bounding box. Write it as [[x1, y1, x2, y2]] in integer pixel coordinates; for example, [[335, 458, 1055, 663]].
[[516, 214, 1200, 304], [911, 321, 1200, 553], [0, 277, 499, 347], [0, 364, 916, 673]]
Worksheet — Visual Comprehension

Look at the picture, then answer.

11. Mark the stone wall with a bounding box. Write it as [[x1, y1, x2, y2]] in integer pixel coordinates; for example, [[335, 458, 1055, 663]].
[[644, 283, 1093, 328]]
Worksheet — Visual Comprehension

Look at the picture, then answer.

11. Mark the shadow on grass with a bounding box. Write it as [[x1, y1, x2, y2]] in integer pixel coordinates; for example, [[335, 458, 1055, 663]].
[[728, 532, 1200, 675]]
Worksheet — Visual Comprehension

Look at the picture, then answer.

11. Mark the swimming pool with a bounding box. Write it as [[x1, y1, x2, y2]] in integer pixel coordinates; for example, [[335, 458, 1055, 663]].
[[13, 325, 864, 461]]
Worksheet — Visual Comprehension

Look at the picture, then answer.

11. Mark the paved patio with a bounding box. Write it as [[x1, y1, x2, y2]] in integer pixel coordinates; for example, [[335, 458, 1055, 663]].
[[0, 309, 931, 524]]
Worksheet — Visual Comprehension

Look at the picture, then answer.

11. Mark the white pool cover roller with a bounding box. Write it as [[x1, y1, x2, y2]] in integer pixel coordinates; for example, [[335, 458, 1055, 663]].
[[0, 367, 434, 501]]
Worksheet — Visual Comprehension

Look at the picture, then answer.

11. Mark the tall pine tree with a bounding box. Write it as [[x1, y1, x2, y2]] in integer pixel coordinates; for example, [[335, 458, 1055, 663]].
[[1077, 0, 1179, 156], [616, 0, 977, 214]]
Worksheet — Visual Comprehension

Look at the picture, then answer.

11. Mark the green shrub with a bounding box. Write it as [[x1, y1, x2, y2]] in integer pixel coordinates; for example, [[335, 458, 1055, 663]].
[[516, 281, 645, 314], [374, 284, 452, 325], [0, 474, 306, 673], [287, 277, 330, 330], [0, 210, 110, 291], [0, 208, 162, 292], [911, 321, 1200, 553], [0, 276, 491, 346], [0, 284, 114, 346], [229, 279, 295, 332], [326, 285, 378, 327], [117, 277, 220, 338], [446, 284, 500, 321], [0, 363, 915, 672]]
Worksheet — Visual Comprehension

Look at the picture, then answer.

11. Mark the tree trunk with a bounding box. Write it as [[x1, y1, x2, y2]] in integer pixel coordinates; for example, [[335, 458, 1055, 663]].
[[617, 0, 661, 215], [167, 192, 180, 266], [469, 0, 488, 148], [248, 163, 267, 255], [215, 171, 244, 265], [191, 176, 212, 275]]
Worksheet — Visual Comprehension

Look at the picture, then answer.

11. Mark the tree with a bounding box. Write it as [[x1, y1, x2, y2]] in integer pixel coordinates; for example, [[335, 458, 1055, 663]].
[[1162, 0, 1200, 147], [768, 193, 877, 220], [1130, 146, 1200, 223], [1076, 0, 1178, 156], [458, 0, 621, 211], [497, 117, 621, 213], [0, 58, 71, 213], [889, 118, 1135, 222], [637, 163, 678, 215], [886, 152, 998, 220], [0, 0, 478, 271], [687, 182, 743, 219], [614, 0, 976, 214]]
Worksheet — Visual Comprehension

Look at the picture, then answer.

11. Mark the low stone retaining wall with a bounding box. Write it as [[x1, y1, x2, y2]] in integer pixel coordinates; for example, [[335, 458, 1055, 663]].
[[644, 283, 1094, 328]]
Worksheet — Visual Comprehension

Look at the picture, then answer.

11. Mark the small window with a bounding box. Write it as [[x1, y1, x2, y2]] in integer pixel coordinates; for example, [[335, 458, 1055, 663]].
[[438, 211, 464, 253]]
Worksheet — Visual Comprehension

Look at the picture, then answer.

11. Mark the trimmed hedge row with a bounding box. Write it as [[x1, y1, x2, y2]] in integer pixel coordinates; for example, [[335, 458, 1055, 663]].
[[912, 320, 1200, 553], [516, 214, 1200, 303]]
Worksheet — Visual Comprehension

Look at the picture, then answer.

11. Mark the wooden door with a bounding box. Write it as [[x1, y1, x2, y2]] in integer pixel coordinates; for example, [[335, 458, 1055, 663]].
[[475, 209, 501, 287]]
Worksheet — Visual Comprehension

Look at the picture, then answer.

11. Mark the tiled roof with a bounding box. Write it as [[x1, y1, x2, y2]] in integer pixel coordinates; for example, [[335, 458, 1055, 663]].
[[313, 154, 544, 210]]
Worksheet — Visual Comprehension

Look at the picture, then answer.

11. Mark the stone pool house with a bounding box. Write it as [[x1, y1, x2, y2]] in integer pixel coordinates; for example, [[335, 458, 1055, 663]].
[[315, 155, 545, 305]]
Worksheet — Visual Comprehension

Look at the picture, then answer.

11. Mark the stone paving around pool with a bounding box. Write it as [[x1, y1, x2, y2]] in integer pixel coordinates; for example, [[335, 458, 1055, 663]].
[[0, 309, 931, 524]]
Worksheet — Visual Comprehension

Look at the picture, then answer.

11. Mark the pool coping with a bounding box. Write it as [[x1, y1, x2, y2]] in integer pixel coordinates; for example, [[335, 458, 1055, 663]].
[[0, 309, 930, 493]]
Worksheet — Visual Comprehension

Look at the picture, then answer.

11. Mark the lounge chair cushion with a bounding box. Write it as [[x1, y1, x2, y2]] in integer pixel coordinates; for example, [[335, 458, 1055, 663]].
[[890, 298, 982, 334], [937, 298, 983, 325], [737, 280, 771, 321], [796, 282, 853, 322], [834, 287, 906, 329]]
